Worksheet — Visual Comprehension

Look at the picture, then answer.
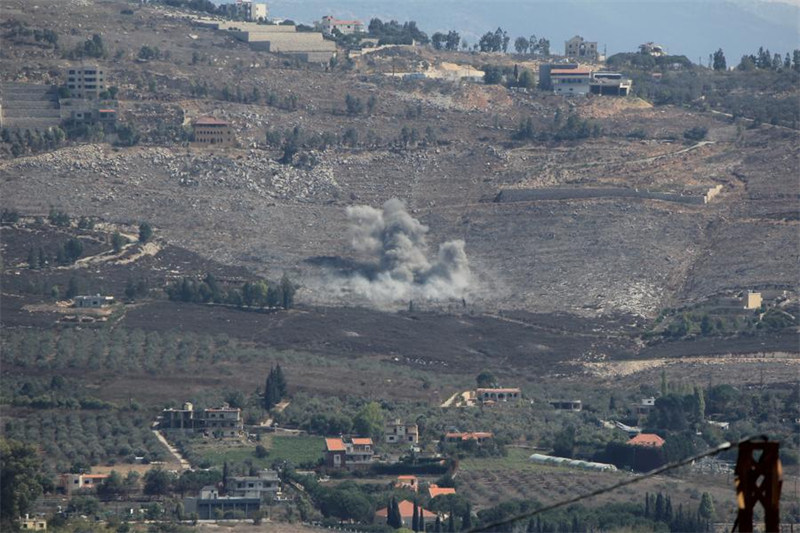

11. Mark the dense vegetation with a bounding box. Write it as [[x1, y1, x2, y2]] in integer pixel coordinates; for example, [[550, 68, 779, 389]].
[[609, 47, 800, 128]]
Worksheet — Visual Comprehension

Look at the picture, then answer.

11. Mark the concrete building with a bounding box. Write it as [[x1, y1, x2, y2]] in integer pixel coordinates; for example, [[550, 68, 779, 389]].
[[395, 475, 418, 491], [590, 71, 632, 96], [220, 1, 268, 21], [19, 515, 47, 531], [227, 469, 280, 500], [549, 399, 583, 412], [744, 291, 763, 310], [385, 419, 419, 444], [73, 295, 115, 308], [59, 473, 109, 495], [320, 16, 365, 35], [639, 42, 666, 57], [159, 402, 243, 437], [184, 486, 261, 520], [67, 66, 106, 99], [476, 387, 521, 402], [193, 116, 234, 146], [565, 35, 598, 61], [324, 437, 374, 468], [635, 397, 656, 416], [550, 68, 593, 96]]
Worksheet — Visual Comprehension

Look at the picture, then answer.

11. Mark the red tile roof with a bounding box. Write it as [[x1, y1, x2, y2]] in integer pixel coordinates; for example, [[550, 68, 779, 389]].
[[428, 484, 456, 498], [351, 437, 373, 445], [325, 438, 346, 451], [397, 475, 417, 481], [627, 433, 666, 447], [376, 500, 437, 519], [195, 116, 229, 126]]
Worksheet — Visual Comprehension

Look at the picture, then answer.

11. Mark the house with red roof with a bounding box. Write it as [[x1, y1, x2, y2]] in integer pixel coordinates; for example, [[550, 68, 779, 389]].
[[320, 16, 365, 36], [443, 431, 493, 444], [193, 116, 234, 147], [323, 436, 374, 468], [627, 433, 666, 448], [375, 500, 437, 527], [428, 484, 456, 499], [395, 475, 418, 491]]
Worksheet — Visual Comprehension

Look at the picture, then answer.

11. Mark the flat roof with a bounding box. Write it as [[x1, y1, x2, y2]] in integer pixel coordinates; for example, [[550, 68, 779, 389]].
[[551, 68, 592, 75]]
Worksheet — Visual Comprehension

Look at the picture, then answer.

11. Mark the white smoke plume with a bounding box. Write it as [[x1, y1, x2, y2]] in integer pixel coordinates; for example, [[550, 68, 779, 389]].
[[338, 198, 471, 303]]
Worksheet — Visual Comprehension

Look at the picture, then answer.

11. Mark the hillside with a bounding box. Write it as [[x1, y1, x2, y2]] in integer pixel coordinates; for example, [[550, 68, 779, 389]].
[[1, 0, 798, 319], [0, 1, 798, 529]]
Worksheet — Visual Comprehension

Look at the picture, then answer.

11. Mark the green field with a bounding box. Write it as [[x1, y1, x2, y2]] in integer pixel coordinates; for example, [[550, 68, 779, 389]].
[[194, 434, 324, 469]]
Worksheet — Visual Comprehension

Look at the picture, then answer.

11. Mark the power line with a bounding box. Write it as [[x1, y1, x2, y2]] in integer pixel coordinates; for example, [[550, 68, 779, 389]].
[[469, 435, 768, 533]]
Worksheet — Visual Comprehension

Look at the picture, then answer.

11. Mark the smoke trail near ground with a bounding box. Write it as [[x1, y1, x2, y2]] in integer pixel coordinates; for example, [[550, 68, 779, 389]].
[[340, 198, 471, 303]]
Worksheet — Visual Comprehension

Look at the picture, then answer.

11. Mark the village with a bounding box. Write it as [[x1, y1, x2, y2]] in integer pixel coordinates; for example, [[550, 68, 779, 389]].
[[2, 0, 799, 531]]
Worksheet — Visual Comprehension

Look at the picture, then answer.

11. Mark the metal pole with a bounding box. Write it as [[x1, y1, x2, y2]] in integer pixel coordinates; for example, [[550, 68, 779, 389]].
[[734, 440, 782, 532]]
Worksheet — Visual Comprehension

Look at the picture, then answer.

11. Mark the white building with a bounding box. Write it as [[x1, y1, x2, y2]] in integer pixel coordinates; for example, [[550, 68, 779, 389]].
[[320, 16, 365, 35], [550, 67, 592, 96], [221, 1, 268, 22]]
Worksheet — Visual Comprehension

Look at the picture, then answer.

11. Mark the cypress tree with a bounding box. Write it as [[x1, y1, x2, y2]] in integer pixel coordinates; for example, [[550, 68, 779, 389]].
[[434, 516, 442, 533], [655, 492, 664, 521], [388, 497, 402, 529], [275, 364, 287, 397], [461, 503, 472, 530], [645, 491, 650, 518], [419, 509, 425, 532], [413, 501, 420, 532], [448, 510, 455, 532], [665, 495, 673, 523], [386, 497, 395, 527]]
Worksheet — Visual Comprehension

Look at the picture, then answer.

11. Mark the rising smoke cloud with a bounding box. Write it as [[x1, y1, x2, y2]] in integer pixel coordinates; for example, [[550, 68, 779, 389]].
[[339, 198, 471, 303]]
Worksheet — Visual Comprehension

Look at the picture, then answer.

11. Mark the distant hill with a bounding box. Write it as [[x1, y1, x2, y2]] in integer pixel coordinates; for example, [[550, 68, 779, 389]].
[[254, 0, 799, 64]]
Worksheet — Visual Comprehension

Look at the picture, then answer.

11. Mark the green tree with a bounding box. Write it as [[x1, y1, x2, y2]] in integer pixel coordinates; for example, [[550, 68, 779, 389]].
[[274, 364, 287, 397], [97, 471, 124, 501], [388, 497, 402, 529], [353, 401, 384, 441], [280, 273, 296, 309], [138, 222, 153, 243], [698, 492, 715, 522], [552, 425, 576, 458], [64, 237, 84, 263], [111, 232, 126, 253], [0, 438, 43, 523], [143, 467, 173, 496], [514, 37, 529, 54], [476, 370, 496, 388], [412, 501, 420, 531], [712, 48, 727, 71]]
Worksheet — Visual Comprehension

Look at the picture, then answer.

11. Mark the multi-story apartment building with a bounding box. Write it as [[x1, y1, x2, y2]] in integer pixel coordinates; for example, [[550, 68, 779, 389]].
[[66, 66, 106, 99]]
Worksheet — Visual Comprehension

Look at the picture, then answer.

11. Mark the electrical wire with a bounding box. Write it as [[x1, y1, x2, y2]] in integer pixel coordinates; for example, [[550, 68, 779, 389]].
[[468, 435, 767, 532]]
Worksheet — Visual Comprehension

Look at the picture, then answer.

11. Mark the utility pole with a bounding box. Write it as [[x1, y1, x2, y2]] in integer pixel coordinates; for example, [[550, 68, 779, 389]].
[[733, 440, 782, 532]]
